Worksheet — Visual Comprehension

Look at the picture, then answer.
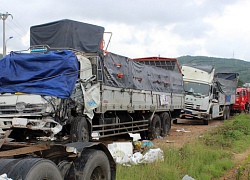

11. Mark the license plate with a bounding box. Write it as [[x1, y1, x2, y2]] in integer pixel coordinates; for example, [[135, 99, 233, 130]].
[[12, 118, 28, 127]]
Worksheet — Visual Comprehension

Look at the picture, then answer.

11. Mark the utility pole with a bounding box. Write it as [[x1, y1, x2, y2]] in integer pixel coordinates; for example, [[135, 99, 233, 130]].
[[0, 12, 13, 56]]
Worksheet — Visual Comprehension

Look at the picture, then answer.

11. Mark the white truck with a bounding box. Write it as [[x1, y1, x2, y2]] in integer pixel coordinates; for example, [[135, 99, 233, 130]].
[[179, 64, 238, 125], [0, 19, 184, 143], [0, 19, 185, 178]]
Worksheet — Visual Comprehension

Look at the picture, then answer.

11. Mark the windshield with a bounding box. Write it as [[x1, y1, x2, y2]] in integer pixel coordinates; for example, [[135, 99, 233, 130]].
[[236, 90, 245, 97], [183, 81, 210, 96]]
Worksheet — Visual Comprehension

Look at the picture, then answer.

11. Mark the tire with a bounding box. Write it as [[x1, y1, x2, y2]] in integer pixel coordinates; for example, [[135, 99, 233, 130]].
[[66, 149, 111, 180], [203, 119, 209, 125], [220, 107, 227, 120], [58, 160, 72, 179], [226, 106, 230, 119], [8, 158, 63, 180], [148, 115, 161, 140], [172, 119, 178, 124], [70, 116, 89, 142], [0, 159, 21, 175], [160, 112, 171, 136]]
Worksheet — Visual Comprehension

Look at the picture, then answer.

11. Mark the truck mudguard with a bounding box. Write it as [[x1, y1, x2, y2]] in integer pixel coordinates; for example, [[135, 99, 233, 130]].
[[0, 50, 79, 98]]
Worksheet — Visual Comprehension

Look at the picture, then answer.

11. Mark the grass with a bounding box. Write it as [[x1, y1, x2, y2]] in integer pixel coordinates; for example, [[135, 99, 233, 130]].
[[116, 114, 250, 180]]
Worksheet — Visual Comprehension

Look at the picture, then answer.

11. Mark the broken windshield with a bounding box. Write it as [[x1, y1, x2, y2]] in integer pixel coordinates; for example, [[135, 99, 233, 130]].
[[183, 81, 210, 96]]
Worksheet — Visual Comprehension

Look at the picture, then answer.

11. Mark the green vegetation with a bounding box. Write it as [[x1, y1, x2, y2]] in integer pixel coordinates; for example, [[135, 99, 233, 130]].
[[117, 114, 250, 180], [177, 55, 250, 85]]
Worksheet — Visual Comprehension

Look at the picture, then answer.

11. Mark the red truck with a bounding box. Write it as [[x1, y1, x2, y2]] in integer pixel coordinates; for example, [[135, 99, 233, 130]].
[[232, 87, 250, 113]]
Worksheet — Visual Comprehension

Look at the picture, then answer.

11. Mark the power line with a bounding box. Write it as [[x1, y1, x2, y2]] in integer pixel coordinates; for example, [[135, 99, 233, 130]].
[[6, 21, 24, 37], [11, 18, 26, 34]]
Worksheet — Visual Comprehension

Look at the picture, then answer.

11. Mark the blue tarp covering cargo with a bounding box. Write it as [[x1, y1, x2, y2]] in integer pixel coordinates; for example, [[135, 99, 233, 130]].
[[0, 50, 79, 98]]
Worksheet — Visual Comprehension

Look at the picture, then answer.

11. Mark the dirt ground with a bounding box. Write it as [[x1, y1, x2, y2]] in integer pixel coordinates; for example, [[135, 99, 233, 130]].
[[154, 118, 224, 148], [154, 118, 250, 180]]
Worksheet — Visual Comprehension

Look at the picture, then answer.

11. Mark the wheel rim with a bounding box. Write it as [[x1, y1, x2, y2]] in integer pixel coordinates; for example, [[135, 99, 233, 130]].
[[90, 166, 106, 180], [81, 126, 89, 142], [154, 121, 161, 137]]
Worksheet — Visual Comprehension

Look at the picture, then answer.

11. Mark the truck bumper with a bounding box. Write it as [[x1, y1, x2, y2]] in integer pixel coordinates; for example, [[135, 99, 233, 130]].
[[181, 109, 210, 120], [0, 117, 62, 136]]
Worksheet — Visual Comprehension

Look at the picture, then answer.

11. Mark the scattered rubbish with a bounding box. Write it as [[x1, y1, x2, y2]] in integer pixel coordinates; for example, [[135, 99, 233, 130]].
[[142, 148, 164, 163], [131, 152, 144, 164], [176, 128, 191, 133], [166, 140, 175, 143], [108, 142, 133, 164], [141, 140, 154, 148], [131, 148, 164, 164], [108, 141, 164, 165], [0, 174, 12, 180], [182, 174, 195, 180], [132, 141, 142, 151], [157, 135, 163, 139], [129, 133, 141, 141]]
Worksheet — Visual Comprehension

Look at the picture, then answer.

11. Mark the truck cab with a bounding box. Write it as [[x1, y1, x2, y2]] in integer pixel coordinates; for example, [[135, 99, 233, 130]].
[[180, 64, 238, 124], [233, 87, 250, 113]]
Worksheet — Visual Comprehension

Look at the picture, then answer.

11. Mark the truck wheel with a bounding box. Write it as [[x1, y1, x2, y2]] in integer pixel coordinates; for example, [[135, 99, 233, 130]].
[[66, 149, 111, 180], [70, 116, 89, 142], [226, 106, 230, 119], [149, 115, 161, 139], [203, 119, 209, 125], [0, 159, 21, 175], [160, 112, 171, 136], [220, 107, 227, 120], [173, 119, 178, 124], [8, 158, 63, 180], [58, 160, 72, 179]]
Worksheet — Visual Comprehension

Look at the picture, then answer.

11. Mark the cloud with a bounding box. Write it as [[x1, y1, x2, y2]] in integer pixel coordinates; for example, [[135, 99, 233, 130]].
[[0, 0, 249, 61]]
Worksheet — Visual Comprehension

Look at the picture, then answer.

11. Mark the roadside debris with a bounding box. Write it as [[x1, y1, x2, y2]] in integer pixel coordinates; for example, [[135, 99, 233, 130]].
[[0, 174, 12, 180], [166, 140, 175, 143], [108, 141, 164, 165], [176, 128, 191, 133], [182, 174, 195, 180]]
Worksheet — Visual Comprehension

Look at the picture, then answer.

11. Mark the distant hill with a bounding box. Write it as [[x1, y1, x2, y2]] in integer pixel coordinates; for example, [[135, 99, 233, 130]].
[[177, 55, 250, 85]]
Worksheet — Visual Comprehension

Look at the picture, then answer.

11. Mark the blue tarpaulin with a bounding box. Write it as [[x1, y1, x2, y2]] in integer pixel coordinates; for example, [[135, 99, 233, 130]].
[[0, 50, 79, 98]]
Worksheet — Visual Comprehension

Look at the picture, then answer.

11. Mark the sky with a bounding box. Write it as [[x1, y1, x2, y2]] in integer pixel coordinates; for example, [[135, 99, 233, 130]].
[[1, 0, 250, 61]]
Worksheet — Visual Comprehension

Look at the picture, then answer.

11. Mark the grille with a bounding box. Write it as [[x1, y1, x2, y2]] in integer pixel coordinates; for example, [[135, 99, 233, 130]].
[[185, 102, 193, 109], [0, 104, 45, 115]]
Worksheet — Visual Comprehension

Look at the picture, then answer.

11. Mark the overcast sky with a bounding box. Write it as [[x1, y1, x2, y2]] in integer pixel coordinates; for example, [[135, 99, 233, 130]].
[[1, 0, 250, 61]]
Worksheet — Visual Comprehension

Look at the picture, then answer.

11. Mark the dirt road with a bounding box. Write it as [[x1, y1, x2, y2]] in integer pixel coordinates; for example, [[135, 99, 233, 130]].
[[154, 118, 224, 148]]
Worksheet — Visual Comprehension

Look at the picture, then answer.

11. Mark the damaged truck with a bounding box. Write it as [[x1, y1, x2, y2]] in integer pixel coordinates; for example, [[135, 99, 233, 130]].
[[0, 19, 184, 179], [179, 64, 238, 124]]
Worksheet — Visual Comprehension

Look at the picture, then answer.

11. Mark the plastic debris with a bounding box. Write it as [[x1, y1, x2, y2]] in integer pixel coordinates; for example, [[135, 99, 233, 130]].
[[129, 133, 141, 141], [0, 174, 12, 180], [108, 142, 164, 165], [108, 142, 133, 164], [132, 141, 142, 151], [182, 174, 195, 180], [166, 140, 175, 143], [142, 148, 164, 163], [176, 128, 191, 133], [157, 135, 163, 139], [141, 140, 153, 148]]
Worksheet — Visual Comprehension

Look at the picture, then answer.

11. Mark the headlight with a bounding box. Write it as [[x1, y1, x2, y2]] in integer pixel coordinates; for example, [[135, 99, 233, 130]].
[[16, 102, 26, 112]]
